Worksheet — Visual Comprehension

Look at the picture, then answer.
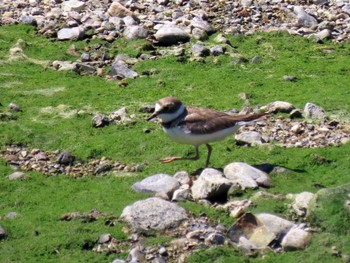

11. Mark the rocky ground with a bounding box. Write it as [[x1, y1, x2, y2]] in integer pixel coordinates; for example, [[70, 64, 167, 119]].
[[1, 0, 350, 80], [1, 0, 350, 43]]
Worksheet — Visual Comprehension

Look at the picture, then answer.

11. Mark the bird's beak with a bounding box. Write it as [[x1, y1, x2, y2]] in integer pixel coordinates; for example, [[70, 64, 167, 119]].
[[147, 111, 158, 121]]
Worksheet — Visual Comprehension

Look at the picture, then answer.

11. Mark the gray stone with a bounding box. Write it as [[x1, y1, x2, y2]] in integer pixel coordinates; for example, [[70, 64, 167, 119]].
[[57, 27, 84, 40], [112, 259, 126, 263], [80, 53, 90, 62], [283, 75, 298, 81], [191, 44, 210, 57], [127, 246, 145, 263], [256, 213, 294, 237], [205, 232, 225, 245], [124, 25, 148, 40], [57, 151, 75, 165], [303, 102, 326, 120], [108, 1, 136, 20], [9, 102, 21, 112], [8, 171, 28, 180], [224, 162, 272, 188], [132, 173, 180, 198], [191, 168, 231, 200], [192, 28, 208, 40], [235, 131, 264, 146], [120, 197, 188, 231], [154, 25, 190, 46], [173, 170, 191, 185], [213, 34, 229, 44], [109, 107, 131, 123], [123, 16, 137, 27], [73, 62, 96, 75], [294, 6, 318, 28], [210, 45, 225, 56], [172, 185, 190, 202], [0, 226, 6, 240], [281, 227, 311, 250], [19, 15, 36, 25], [52, 61, 76, 71], [98, 233, 112, 244], [110, 62, 138, 79], [6, 212, 19, 219], [191, 17, 215, 34], [251, 56, 262, 64], [266, 101, 296, 114], [92, 114, 110, 128], [288, 192, 315, 217], [62, 0, 86, 12], [313, 29, 332, 42]]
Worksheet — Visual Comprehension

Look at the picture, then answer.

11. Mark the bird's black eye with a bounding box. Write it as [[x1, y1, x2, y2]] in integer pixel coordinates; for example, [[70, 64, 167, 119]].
[[163, 106, 169, 112]]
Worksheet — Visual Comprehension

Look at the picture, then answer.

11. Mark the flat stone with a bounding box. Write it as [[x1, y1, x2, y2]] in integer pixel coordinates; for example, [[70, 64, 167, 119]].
[[154, 25, 190, 46], [120, 197, 188, 231], [266, 101, 295, 114], [57, 27, 84, 40], [224, 162, 272, 188], [110, 62, 138, 79], [132, 173, 180, 198], [8, 171, 28, 180]]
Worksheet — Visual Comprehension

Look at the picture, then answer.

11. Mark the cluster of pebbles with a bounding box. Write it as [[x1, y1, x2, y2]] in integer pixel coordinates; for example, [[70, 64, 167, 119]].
[[1, 0, 350, 44], [238, 117, 350, 148], [0, 145, 142, 177]]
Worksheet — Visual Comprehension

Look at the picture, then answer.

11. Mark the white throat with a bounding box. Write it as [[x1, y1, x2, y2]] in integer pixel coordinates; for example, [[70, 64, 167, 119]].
[[157, 103, 185, 123]]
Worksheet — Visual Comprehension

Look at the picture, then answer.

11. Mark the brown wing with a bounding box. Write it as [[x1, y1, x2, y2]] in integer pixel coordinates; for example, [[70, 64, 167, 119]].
[[181, 107, 266, 134]]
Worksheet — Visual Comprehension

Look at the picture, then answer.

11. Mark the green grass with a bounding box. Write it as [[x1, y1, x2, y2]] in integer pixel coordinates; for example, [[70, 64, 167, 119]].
[[0, 24, 350, 262]]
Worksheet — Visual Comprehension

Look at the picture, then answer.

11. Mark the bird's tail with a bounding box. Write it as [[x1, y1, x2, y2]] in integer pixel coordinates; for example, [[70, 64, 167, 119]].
[[235, 112, 269, 122]]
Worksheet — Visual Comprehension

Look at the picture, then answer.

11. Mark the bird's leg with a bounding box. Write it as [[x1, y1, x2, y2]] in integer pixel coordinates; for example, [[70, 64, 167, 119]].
[[205, 144, 212, 167], [160, 146, 200, 163]]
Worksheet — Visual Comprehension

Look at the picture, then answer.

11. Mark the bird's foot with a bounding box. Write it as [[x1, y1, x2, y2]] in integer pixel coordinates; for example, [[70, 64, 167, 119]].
[[159, 157, 182, 163]]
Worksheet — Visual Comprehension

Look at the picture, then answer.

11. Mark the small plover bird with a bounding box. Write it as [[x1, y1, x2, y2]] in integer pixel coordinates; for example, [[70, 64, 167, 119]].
[[147, 97, 267, 167]]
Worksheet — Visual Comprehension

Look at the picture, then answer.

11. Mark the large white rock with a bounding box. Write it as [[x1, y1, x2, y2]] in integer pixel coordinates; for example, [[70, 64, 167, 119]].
[[191, 168, 231, 200], [120, 197, 188, 231]]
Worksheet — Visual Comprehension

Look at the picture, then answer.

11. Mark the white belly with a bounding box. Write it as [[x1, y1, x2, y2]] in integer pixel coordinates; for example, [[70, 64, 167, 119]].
[[163, 125, 241, 146]]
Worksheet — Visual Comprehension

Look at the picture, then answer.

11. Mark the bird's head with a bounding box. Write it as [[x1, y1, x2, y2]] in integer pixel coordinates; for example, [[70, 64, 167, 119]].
[[147, 97, 185, 123]]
